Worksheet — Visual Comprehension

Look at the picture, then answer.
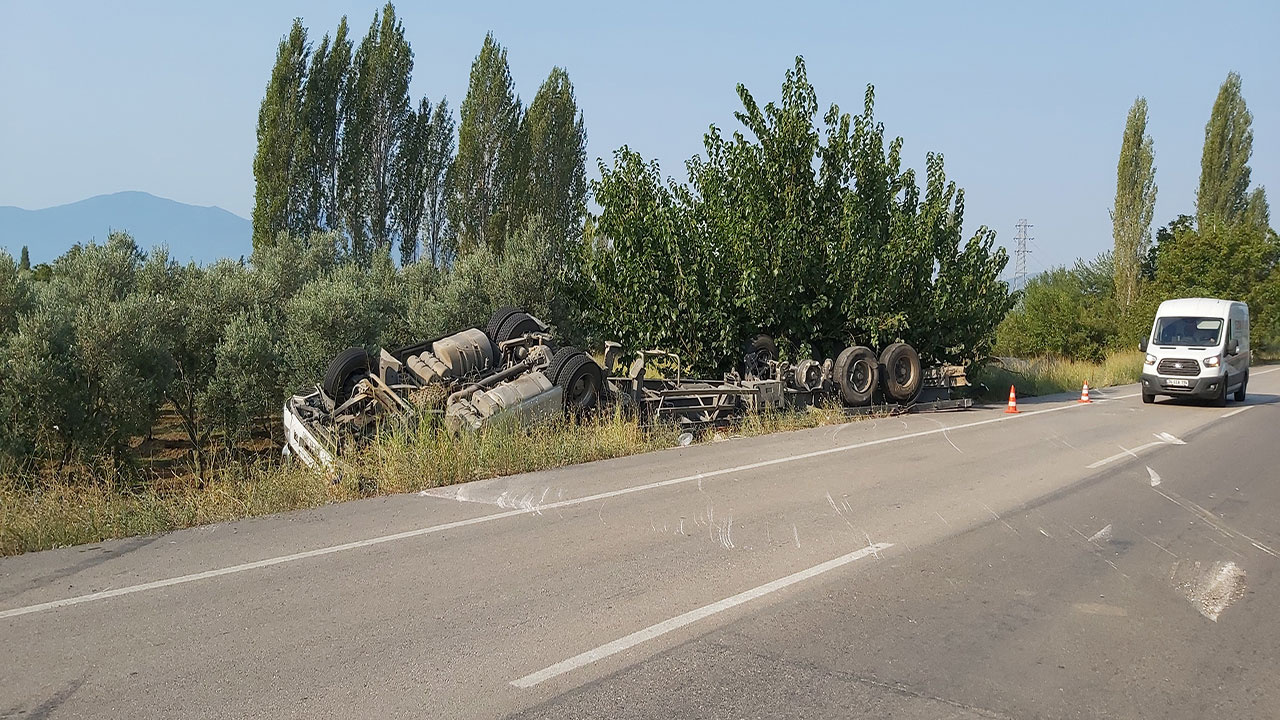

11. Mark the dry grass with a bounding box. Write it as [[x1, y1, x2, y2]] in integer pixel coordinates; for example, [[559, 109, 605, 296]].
[[973, 351, 1144, 399], [0, 401, 872, 556]]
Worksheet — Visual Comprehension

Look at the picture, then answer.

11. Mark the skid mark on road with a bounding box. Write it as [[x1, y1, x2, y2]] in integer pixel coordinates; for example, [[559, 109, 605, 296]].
[[0, 391, 1139, 620]]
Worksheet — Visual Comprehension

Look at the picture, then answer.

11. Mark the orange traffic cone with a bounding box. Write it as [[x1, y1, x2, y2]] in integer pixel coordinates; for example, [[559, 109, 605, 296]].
[[1005, 385, 1019, 414], [1078, 382, 1092, 403]]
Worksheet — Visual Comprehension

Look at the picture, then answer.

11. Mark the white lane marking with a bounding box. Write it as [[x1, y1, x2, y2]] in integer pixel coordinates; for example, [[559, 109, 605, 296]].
[[0, 393, 1134, 620], [1147, 466, 1161, 486], [1086, 440, 1164, 469], [510, 542, 893, 688], [1154, 432, 1186, 445], [1221, 406, 1252, 419]]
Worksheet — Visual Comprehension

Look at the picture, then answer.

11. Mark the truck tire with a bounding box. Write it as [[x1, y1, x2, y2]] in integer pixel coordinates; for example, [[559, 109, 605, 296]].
[[552, 350, 603, 414], [495, 311, 543, 345], [879, 342, 922, 403], [547, 346, 581, 385], [485, 306, 522, 341], [834, 346, 877, 406], [1235, 371, 1248, 402], [1142, 392, 1155, 404], [1213, 378, 1228, 408], [323, 347, 370, 406], [742, 334, 777, 379]]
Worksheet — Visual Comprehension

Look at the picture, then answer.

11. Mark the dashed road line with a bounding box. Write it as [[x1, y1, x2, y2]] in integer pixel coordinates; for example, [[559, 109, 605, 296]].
[[510, 542, 893, 688]]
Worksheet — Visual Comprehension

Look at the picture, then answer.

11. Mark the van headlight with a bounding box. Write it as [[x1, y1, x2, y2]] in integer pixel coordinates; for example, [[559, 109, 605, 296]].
[[1203, 355, 1220, 368], [1144, 353, 1156, 365]]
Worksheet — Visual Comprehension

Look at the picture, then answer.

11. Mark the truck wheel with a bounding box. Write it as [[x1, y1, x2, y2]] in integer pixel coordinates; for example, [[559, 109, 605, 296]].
[[485, 306, 522, 340], [742, 334, 777, 379], [1142, 392, 1155, 404], [879, 342, 922, 403], [547, 346, 580, 385], [495, 311, 543, 345], [1213, 379, 1228, 408], [554, 351, 603, 414], [834, 346, 877, 406], [1234, 372, 1248, 402], [323, 347, 370, 406]]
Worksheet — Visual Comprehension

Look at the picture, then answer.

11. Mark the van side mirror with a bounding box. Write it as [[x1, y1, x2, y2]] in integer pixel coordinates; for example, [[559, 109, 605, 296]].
[[1138, 338, 1148, 352], [1228, 338, 1240, 355]]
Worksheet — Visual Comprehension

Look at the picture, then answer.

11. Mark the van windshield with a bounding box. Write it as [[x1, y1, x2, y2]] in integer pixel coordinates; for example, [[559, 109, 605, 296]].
[[1154, 316, 1223, 347]]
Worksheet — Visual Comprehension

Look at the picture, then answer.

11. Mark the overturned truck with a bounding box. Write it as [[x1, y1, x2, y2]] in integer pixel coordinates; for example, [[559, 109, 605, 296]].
[[283, 307, 967, 467]]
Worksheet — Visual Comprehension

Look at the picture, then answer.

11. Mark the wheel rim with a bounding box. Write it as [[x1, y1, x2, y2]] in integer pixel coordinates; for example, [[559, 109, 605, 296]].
[[850, 359, 874, 394], [570, 372, 597, 404], [746, 351, 772, 379], [893, 357, 911, 385]]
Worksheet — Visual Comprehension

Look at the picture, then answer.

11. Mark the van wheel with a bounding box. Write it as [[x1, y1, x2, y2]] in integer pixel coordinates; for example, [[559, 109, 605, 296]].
[[1234, 372, 1248, 402], [1213, 380, 1228, 408], [1142, 392, 1154, 404]]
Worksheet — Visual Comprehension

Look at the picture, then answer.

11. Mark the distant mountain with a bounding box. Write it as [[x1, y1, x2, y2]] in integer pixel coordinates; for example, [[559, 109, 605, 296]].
[[0, 191, 251, 266]]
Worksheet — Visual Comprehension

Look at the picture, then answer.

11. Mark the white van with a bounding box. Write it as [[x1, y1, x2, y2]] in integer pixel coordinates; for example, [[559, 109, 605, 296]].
[[1139, 298, 1250, 406]]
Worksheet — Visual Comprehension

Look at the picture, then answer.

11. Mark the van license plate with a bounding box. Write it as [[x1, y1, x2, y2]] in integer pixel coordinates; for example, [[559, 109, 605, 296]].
[[1166, 378, 1190, 387]]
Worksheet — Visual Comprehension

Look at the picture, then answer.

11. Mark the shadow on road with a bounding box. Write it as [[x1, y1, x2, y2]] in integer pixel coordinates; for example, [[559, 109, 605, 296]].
[[0, 534, 161, 603], [1152, 392, 1279, 408]]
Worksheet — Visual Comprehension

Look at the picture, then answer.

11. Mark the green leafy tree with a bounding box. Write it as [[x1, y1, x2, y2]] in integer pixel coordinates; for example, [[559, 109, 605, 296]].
[[422, 99, 456, 265], [5, 236, 172, 466], [252, 19, 309, 250], [18, 246, 30, 272], [279, 250, 404, 391], [203, 311, 280, 448], [1197, 72, 1263, 229], [1155, 221, 1277, 301], [589, 58, 1010, 371], [449, 33, 524, 255], [339, 3, 413, 262], [523, 67, 588, 245], [295, 18, 352, 235], [160, 260, 261, 471], [394, 97, 433, 264], [994, 259, 1118, 362], [1111, 97, 1157, 314], [0, 251, 33, 336]]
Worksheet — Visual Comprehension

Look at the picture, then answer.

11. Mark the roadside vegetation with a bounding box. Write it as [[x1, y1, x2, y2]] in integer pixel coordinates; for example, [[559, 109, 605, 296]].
[[994, 72, 1278, 381], [0, 402, 864, 556], [973, 351, 1144, 399], [1, 6, 1274, 554]]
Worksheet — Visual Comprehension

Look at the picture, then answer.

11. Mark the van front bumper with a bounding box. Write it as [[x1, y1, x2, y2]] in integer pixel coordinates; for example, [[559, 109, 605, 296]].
[[1141, 372, 1223, 399]]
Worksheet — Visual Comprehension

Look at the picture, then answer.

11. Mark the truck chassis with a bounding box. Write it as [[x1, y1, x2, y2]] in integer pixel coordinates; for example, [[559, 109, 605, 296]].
[[283, 308, 971, 467]]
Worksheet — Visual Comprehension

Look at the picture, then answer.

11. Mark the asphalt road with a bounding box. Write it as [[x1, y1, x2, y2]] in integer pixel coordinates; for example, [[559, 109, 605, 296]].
[[3, 369, 1279, 719]]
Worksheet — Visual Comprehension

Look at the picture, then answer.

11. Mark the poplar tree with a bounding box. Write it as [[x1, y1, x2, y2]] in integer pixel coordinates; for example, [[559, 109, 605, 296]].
[[394, 97, 431, 264], [449, 33, 523, 255], [1197, 72, 1258, 228], [340, 3, 413, 263], [393, 97, 455, 265], [19, 246, 30, 272], [252, 19, 309, 250], [295, 18, 351, 235], [522, 67, 588, 245], [1111, 97, 1157, 313], [422, 100, 456, 265]]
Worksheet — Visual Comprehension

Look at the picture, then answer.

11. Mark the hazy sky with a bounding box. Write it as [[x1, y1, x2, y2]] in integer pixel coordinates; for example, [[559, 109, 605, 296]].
[[1, 1, 1276, 270]]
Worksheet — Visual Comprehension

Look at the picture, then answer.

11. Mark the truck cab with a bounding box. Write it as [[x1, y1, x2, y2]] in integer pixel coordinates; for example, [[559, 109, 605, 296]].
[[1140, 297, 1250, 406]]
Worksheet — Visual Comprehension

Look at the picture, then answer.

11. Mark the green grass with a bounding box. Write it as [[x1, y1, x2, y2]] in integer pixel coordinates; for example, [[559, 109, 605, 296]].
[[972, 350, 1144, 400], [0, 402, 872, 556]]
